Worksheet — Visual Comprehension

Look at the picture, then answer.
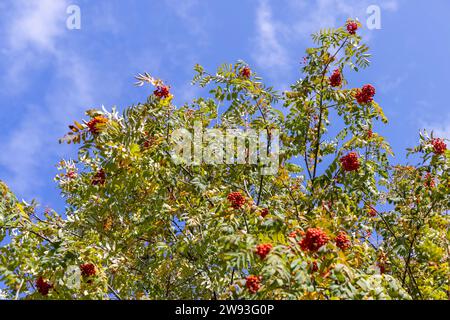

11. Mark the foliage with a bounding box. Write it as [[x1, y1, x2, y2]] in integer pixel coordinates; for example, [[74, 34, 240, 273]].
[[0, 22, 449, 300]]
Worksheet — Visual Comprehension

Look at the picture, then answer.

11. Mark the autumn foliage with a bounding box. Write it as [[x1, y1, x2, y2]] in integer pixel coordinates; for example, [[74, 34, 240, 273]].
[[0, 21, 449, 300]]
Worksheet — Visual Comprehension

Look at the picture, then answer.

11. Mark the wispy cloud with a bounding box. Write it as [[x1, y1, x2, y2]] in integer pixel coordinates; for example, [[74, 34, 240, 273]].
[[421, 115, 450, 140], [378, 74, 408, 94], [0, 0, 96, 199], [252, 0, 400, 80], [164, 0, 209, 43], [0, 55, 95, 198], [287, 0, 399, 35], [1, 0, 68, 93], [7, 0, 67, 51], [382, 0, 400, 12], [253, 0, 289, 70]]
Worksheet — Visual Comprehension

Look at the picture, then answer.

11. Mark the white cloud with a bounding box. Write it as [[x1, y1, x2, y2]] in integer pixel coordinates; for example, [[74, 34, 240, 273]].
[[253, 0, 289, 69], [164, 0, 208, 42], [0, 107, 52, 196], [251, 0, 400, 83], [0, 0, 97, 198], [0, 53, 95, 197], [382, 0, 400, 12], [7, 0, 67, 52], [421, 116, 450, 140], [1, 0, 69, 93], [283, 0, 399, 40], [378, 74, 408, 94]]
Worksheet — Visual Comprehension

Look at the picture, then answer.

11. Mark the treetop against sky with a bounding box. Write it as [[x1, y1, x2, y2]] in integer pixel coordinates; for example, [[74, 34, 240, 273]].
[[0, 13, 449, 300], [0, 0, 450, 211]]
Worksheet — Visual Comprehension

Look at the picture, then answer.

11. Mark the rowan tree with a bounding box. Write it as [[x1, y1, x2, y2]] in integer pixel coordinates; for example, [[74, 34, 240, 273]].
[[0, 20, 449, 300]]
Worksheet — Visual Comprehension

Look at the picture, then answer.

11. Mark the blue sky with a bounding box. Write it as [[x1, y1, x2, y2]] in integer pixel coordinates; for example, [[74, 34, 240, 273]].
[[0, 0, 449, 213]]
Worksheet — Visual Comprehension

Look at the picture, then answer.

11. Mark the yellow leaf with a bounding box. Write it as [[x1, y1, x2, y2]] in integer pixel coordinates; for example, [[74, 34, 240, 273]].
[[16, 203, 30, 222], [74, 120, 84, 130]]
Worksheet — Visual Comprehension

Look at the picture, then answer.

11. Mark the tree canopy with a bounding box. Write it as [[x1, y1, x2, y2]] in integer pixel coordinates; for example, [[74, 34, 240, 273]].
[[0, 21, 449, 300]]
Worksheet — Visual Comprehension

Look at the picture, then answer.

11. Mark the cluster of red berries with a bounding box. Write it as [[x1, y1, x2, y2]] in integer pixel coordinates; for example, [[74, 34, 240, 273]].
[[87, 116, 108, 135], [378, 263, 386, 274], [431, 138, 447, 155], [355, 84, 376, 105], [227, 191, 246, 209], [154, 85, 170, 99], [377, 253, 387, 274], [80, 263, 96, 277], [245, 275, 262, 294], [143, 135, 158, 150], [368, 206, 377, 217], [346, 21, 358, 35], [340, 152, 360, 172], [36, 277, 52, 296], [299, 228, 330, 252], [255, 243, 272, 260], [91, 169, 106, 186], [329, 69, 342, 87], [335, 232, 351, 251], [310, 261, 319, 273], [240, 66, 251, 79], [424, 173, 436, 189], [288, 230, 299, 238], [260, 208, 269, 218], [367, 129, 373, 139], [66, 170, 77, 179], [103, 216, 113, 231]]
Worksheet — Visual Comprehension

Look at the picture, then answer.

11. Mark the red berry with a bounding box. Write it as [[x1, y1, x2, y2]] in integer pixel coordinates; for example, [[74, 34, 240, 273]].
[[346, 21, 358, 35], [367, 129, 373, 139], [36, 277, 52, 296], [310, 261, 319, 273], [424, 173, 435, 189], [245, 275, 261, 294], [377, 253, 387, 274], [368, 206, 377, 217], [355, 84, 376, 105], [142, 135, 157, 150], [299, 228, 329, 252], [227, 192, 246, 210], [240, 66, 251, 79], [288, 231, 298, 238], [377, 262, 386, 274], [340, 152, 360, 172], [80, 263, 96, 277], [91, 169, 106, 186], [153, 85, 170, 99], [87, 116, 108, 135], [260, 208, 269, 218], [66, 171, 77, 179], [329, 69, 342, 87], [255, 243, 272, 260], [431, 138, 447, 155], [335, 232, 351, 251]]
